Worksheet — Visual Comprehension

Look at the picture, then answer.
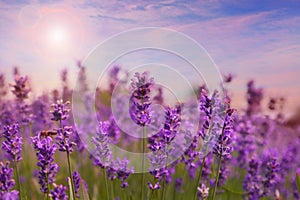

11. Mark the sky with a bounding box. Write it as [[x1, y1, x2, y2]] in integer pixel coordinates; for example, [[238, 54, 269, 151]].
[[0, 0, 299, 115]]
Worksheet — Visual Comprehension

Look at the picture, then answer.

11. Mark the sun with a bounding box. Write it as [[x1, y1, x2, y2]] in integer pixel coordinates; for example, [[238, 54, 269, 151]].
[[47, 26, 68, 46], [50, 28, 66, 44], [33, 10, 84, 57]]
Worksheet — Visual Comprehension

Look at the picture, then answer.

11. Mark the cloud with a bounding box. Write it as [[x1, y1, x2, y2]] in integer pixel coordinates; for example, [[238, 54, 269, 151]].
[[0, 0, 299, 111]]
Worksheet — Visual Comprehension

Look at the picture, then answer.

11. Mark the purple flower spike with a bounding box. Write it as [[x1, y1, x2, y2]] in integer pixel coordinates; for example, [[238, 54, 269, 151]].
[[72, 171, 81, 198], [9, 75, 30, 100], [92, 121, 112, 168], [114, 158, 134, 188], [129, 71, 154, 126], [50, 99, 70, 121], [198, 90, 225, 152], [246, 80, 263, 115], [162, 105, 181, 144], [213, 108, 234, 160], [243, 157, 261, 199], [0, 161, 16, 197], [2, 123, 23, 162], [49, 184, 68, 200], [56, 126, 76, 153], [31, 136, 58, 193], [262, 156, 280, 196]]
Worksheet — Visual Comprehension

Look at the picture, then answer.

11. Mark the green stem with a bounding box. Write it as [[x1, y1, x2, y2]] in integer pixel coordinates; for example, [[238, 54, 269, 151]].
[[14, 160, 22, 200], [221, 186, 248, 196], [162, 143, 170, 200], [173, 181, 176, 200], [227, 190, 231, 200], [141, 126, 146, 200], [67, 151, 76, 200], [59, 119, 75, 200], [161, 178, 166, 200], [46, 173, 50, 200], [193, 156, 206, 200], [212, 121, 226, 200], [212, 155, 222, 200], [149, 190, 154, 200], [110, 180, 115, 200], [103, 168, 109, 200]]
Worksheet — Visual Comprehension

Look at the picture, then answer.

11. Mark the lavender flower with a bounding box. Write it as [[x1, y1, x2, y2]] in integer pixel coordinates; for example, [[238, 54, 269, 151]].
[[261, 156, 280, 196], [148, 142, 168, 181], [114, 158, 134, 188], [223, 73, 234, 83], [106, 166, 117, 181], [31, 136, 58, 193], [9, 75, 30, 100], [2, 124, 22, 162], [198, 90, 225, 156], [0, 73, 7, 99], [234, 116, 257, 168], [213, 108, 234, 160], [108, 65, 121, 93], [197, 183, 209, 200], [2, 190, 19, 200], [162, 105, 181, 144], [60, 69, 72, 101], [0, 161, 16, 197], [181, 120, 200, 172], [49, 184, 68, 200], [0, 103, 14, 127], [31, 95, 52, 133], [56, 126, 76, 153], [72, 171, 81, 198], [243, 154, 280, 199], [92, 121, 112, 168], [129, 72, 154, 126], [148, 104, 181, 183], [15, 102, 32, 125], [77, 61, 89, 93], [243, 157, 262, 200], [148, 182, 160, 190], [246, 80, 263, 115], [50, 100, 70, 122]]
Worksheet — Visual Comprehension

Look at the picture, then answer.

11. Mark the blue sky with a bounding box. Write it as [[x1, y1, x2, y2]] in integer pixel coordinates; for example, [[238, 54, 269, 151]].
[[0, 0, 299, 114]]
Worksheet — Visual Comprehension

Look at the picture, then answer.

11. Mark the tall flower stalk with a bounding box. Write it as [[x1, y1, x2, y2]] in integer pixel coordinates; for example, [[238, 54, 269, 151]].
[[193, 89, 219, 200], [130, 72, 154, 200], [211, 106, 234, 200], [91, 121, 112, 200], [160, 105, 181, 200], [0, 161, 19, 199], [50, 99, 76, 199], [9, 73, 32, 125], [31, 135, 58, 199], [2, 123, 23, 200]]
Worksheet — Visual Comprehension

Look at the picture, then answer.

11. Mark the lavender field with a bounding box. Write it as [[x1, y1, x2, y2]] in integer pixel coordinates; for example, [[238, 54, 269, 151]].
[[0, 64, 299, 200]]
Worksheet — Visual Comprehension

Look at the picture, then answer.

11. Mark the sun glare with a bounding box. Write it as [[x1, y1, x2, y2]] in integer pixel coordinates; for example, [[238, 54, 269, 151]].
[[48, 27, 67, 45], [33, 10, 83, 57]]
